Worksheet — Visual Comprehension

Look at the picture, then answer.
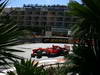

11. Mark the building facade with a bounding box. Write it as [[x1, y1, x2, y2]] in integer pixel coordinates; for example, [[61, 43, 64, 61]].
[[3, 5, 78, 37]]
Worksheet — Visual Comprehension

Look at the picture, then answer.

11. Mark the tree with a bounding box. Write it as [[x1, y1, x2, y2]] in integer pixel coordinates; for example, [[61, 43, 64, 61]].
[[68, 0, 100, 75], [0, 0, 23, 66]]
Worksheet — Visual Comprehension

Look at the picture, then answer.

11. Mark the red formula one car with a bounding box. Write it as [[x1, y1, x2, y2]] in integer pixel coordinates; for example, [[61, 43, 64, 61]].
[[31, 45, 70, 58]]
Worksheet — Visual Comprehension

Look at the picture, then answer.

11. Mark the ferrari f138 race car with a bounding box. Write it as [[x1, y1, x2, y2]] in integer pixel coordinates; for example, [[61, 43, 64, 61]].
[[31, 45, 70, 58]]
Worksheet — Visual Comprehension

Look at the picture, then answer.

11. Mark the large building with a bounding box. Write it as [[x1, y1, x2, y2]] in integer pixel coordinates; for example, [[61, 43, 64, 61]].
[[2, 5, 78, 37]]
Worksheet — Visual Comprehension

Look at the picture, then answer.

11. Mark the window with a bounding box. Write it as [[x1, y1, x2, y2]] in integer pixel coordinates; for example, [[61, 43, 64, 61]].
[[72, 18, 78, 22], [64, 18, 71, 22], [25, 16, 32, 20], [19, 11, 24, 15], [56, 22, 63, 25], [25, 21, 31, 25], [57, 12, 64, 16], [40, 22, 46, 25], [64, 23, 71, 28], [56, 17, 63, 21], [20, 16, 24, 19], [33, 17, 39, 21], [26, 11, 32, 14], [47, 22, 54, 26], [41, 12, 47, 16], [50, 12, 55, 15], [41, 17, 47, 21], [12, 11, 18, 15], [13, 16, 17, 20], [48, 17, 55, 22], [33, 22, 39, 25], [18, 16, 24, 21], [48, 11, 56, 16], [46, 26, 51, 31], [18, 21, 24, 25], [35, 11, 40, 15]]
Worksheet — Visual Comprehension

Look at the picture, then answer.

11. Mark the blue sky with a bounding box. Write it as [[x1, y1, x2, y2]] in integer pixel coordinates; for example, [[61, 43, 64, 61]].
[[7, 0, 81, 7]]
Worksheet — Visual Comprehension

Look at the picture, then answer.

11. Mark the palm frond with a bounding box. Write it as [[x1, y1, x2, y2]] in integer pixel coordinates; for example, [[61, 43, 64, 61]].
[[68, 0, 100, 74], [0, 0, 8, 13], [82, 0, 100, 14], [68, 1, 97, 19], [14, 59, 47, 75], [0, 0, 23, 66]]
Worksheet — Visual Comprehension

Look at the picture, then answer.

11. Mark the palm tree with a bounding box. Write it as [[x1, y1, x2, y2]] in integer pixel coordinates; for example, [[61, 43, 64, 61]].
[[0, 0, 23, 66], [68, 0, 100, 75]]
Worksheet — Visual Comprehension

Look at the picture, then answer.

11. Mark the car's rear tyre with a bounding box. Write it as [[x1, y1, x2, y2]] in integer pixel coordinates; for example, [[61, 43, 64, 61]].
[[36, 50, 42, 58], [37, 55, 42, 58], [31, 54, 35, 58]]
